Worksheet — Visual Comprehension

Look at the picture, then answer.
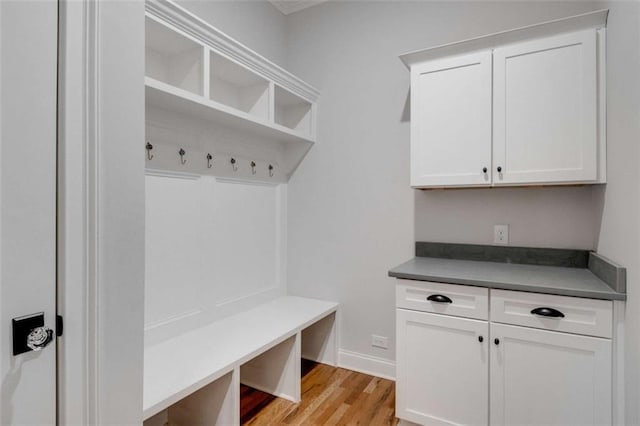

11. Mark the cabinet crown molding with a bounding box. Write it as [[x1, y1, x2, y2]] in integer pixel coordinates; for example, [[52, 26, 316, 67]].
[[145, 0, 320, 102], [399, 9, 608, 68]]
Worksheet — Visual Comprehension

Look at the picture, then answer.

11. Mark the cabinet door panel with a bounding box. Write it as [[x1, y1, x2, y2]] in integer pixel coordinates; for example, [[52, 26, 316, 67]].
[[397, 309, 489, 425], [490, 323, 611, 426], [493, 30, 598, 185], [411, 51, 492, 187]]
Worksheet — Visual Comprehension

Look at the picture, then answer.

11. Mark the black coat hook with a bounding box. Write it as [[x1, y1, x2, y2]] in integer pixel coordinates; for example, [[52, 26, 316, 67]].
[[146, 142, 154, 160], [179, 148, 186, 165], [268, 164, 274, 177], [206, 153, 213, 169], [230, 157, 238, 171], [251, 161, 256, 175]]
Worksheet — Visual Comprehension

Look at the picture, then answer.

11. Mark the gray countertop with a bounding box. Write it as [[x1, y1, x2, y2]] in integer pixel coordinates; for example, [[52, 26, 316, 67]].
[[389, 256, 626, 301]]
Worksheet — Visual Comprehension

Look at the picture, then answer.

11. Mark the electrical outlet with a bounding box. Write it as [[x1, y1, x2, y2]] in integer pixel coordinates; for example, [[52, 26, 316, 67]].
[[371, 335, 388, 349], [494, 224, 509, 245]]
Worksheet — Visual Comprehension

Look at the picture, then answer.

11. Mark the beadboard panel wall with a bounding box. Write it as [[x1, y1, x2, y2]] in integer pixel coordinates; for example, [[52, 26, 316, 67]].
[[144, 173, 286, 346]]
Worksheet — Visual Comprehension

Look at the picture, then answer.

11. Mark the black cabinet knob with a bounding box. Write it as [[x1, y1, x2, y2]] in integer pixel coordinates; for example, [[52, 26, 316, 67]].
[[482, 167, 488, 173], [494, 338, 500, 345], [478, 336, 484, 343], [497, 166, 502, 172]]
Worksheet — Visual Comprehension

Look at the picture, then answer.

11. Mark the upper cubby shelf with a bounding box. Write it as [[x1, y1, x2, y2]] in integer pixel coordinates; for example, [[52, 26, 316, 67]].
[[146, 16, 204, 96], [144, 0, 319, 181]]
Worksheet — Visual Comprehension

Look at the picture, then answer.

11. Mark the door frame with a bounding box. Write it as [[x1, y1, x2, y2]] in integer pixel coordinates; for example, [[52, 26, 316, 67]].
[[57, 1, 145, 424]]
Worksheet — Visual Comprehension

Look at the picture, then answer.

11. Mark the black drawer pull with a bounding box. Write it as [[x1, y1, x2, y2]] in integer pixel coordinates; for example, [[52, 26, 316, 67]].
[[427, 294, 453, 304], [531, 307, 565, 318]]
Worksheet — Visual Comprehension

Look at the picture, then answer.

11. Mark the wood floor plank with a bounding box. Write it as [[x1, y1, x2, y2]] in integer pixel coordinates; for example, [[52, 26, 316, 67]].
[[241, 360, 398, 425]]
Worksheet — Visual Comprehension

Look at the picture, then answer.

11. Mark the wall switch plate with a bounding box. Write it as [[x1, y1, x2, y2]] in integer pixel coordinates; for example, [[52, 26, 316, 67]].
[[371, 335, 388, 349], [494, 224, 509, 245]]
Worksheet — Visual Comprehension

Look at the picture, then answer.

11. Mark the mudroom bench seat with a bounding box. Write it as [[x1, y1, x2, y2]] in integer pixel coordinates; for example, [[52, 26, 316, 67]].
[[143, 296, 339, 425]]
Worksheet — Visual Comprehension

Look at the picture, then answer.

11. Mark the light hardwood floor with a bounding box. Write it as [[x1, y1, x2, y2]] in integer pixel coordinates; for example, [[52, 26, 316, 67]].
[[241, 360, 399, 425]]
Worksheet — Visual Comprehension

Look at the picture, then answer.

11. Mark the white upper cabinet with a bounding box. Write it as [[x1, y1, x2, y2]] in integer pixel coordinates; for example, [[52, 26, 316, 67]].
[[411, 51, 492, 187], [401, 10, 607, 188], [493, 30, 598, 185]]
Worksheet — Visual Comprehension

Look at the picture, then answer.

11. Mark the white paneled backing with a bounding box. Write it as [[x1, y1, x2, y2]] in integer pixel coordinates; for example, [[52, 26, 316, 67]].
[[145, 173, 285, 345], [209, 179, 279, 305], [145, 173, 204, 329]]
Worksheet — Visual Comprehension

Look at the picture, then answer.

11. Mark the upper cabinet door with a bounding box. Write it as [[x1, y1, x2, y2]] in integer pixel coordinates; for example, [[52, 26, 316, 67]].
[[493, 30, 598, 185], [411, 51, 492, 187]]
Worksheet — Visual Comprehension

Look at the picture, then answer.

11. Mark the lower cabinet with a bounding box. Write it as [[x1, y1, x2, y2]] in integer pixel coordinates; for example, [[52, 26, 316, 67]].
[[395, 280, 613, 426], [396, 309, 488, 425], [490, 323, 611, 426]]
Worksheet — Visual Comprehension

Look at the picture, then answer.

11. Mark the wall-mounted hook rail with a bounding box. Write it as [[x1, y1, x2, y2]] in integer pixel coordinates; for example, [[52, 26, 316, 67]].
[[251, 161, 256, 175], [179, 148, 187, 165], [146, 142, 154, 160], [206, 153, 213, 169], [268, 164, 274, 177], [230, 157, 238, 171]]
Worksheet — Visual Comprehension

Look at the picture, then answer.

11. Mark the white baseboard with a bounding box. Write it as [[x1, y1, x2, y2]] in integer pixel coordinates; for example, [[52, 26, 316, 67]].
[[337, 349, 395, 381]]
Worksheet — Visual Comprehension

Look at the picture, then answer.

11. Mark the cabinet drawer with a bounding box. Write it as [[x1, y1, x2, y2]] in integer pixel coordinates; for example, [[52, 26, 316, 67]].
[[490, 289, 612, 338], [396, 280, 488, 320]]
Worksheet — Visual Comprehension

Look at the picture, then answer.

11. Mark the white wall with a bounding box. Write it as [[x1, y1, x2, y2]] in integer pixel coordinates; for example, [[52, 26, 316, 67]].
[[284, 2, 640, 421], [592, 2, 640, 423], [177, 0, 287, 65]]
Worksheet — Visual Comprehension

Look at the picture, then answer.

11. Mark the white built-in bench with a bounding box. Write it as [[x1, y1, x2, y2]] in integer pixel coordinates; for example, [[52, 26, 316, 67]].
[[143, 296, 339, 425]]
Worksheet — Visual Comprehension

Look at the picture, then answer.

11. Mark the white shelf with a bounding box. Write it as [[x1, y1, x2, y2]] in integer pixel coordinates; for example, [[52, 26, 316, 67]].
[[144, 1, 319, 182], [275, 85, 313, 135], [146, 15, 204, 96], [146, 77, 314, 145], [209, 51, 270, 121]]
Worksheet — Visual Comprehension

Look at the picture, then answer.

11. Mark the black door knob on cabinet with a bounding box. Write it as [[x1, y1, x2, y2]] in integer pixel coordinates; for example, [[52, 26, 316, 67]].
[[478, 336, 484, 343], [494, 338, 500, 345], [497, 166, 502, 172], [482, 167, 488, 173]]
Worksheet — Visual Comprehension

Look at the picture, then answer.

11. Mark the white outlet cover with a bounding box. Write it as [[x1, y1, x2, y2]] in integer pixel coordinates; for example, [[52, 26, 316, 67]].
[[494, 224, 509, 245], [371, 335, 388, 349]]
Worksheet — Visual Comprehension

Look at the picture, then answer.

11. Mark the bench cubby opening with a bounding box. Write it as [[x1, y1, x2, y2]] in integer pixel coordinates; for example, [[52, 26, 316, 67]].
[[144, 369, 239, 426], [301, 311, 338, 366], [240, 334, 301, 403]]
